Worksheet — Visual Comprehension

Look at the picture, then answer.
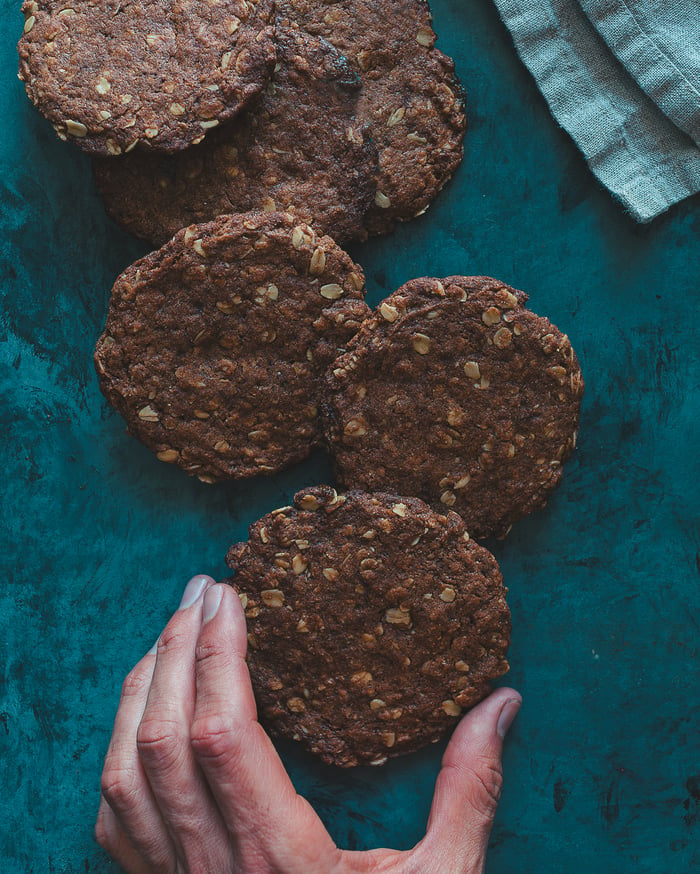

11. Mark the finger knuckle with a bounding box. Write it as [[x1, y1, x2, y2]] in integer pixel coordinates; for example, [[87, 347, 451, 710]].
[[120, 665, 151, 701], [194, 638, 228, 667], [190, 713, 249, 769], [157, 619, 190, 654], [136, 715, 188, 771], [100, 758, 142, 813], [466, 756, 504, 819]]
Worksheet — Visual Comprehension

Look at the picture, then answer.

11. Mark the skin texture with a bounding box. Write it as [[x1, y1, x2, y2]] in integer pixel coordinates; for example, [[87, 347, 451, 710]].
[[93, 24, 378, 246], [18, 0, 276, 155], [94, 211, 370, 482], [226, 486, 511, 766], [322, 276, 584, 540], [277, 0, 467, 235], [95, 575, 521, 873]]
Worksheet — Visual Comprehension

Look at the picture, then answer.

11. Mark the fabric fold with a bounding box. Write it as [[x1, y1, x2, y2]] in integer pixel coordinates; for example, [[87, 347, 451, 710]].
[[492, 0, 700, 221], [579, 0, 700, 145]]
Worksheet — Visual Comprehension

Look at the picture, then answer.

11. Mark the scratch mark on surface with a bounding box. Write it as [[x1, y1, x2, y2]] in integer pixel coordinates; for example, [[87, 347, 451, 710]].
[[599, 771, 621, 826], [683, 775, 700, 827], [553, 777, 570, 813]]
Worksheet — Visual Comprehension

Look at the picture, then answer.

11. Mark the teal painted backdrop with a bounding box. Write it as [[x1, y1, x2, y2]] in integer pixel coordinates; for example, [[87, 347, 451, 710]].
[[1, 1, 699, 871]]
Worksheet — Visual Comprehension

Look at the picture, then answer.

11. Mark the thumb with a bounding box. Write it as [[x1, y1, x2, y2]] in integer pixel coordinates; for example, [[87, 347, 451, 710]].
[[415, 687, 521, 873]]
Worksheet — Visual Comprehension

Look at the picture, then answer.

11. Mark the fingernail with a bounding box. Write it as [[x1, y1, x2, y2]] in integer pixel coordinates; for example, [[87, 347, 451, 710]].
[[497, 696, 522, 739], [147, 638, 159, 655], [179, 574, 213, 610], [202, 585, 224, 624]]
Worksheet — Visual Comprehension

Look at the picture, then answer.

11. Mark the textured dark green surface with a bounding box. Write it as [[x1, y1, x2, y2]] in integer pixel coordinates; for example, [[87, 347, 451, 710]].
[[1, 1, 699, 871]]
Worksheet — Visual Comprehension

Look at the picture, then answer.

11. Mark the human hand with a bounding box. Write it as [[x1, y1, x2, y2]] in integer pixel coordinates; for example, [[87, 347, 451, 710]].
[[96, 575, 521, 873]]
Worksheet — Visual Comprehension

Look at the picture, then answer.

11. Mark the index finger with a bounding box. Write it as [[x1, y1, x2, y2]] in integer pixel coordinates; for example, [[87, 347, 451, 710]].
[[190, 584, 294, 812], [190, 585, 337, 868]]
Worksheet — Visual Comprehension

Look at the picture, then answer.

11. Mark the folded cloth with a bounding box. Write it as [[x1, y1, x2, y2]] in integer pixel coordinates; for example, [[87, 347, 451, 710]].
[[580, 0, 700, 146], [492, 0, 700, 221]]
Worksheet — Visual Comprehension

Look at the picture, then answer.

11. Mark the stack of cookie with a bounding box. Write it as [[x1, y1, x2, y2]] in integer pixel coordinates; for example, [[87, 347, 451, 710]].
[[18, 0, 466, 242], [19, 2, 584, 766]]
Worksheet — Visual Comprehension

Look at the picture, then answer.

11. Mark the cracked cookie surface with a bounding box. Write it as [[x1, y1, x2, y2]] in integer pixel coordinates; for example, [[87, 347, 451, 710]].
[[278, 0, 466, 235]]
